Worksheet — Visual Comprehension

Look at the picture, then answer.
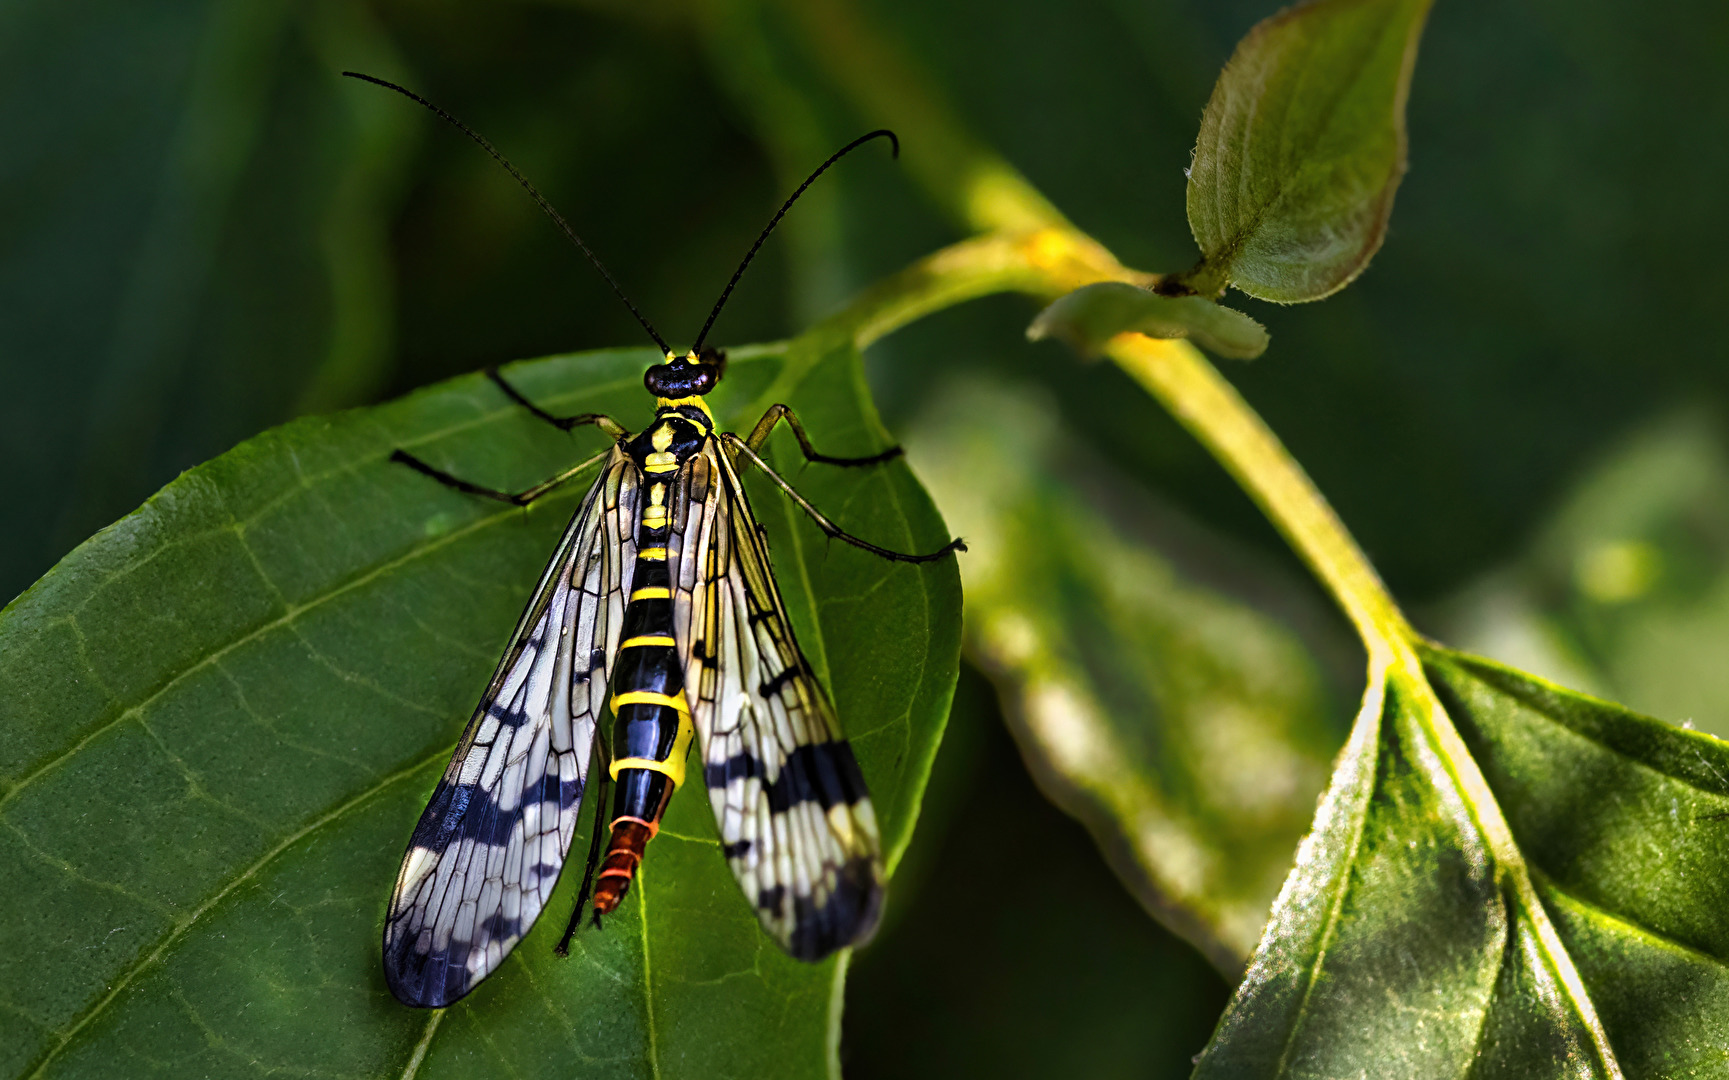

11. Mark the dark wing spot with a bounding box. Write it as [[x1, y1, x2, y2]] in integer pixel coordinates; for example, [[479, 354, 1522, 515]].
[[574, 648, 607, 684], [466, 790, 524, 848], [412, 782, 522, 851], [785, 857, 883, 961], [383, 935, 476, 1009], [557, 775, 585, 806], [704, 751, 764, 790], [763, 741, 869, 814], [410, 781, 476, 851], [486, 701, 528, 728], [722, 839, 752, 860], [758, 666, 799, 699], [757, 884, 787, 916], [478, 912, 522, 943]]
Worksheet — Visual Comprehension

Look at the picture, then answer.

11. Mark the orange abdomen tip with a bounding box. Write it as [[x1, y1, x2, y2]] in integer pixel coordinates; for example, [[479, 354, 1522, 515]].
[[592, 819, 656, 914]]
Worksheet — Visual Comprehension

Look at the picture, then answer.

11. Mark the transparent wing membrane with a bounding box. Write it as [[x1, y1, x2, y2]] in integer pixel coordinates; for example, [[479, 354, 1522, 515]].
[[670, 441, 884, 959], [382, 451, 638, 1007]]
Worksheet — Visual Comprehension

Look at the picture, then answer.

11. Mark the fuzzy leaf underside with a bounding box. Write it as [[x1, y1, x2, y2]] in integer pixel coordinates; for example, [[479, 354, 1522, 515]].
[[1194, 642, 1729, 1076], [1186, 0, 1433, 302]]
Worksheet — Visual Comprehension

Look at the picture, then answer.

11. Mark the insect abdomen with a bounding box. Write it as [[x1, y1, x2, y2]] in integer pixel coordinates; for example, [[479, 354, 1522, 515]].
[[596, 431, 697, 916]]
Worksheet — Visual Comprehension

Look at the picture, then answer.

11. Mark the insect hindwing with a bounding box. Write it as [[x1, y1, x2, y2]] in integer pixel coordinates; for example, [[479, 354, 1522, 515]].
[[670, 439, 885, 959], [382, 448, 638, 1007]]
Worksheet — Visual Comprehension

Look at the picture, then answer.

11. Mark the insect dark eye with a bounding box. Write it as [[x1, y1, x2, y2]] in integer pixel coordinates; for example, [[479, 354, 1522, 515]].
[[642, 363, 677, 396], [643, 360, 721, 397]]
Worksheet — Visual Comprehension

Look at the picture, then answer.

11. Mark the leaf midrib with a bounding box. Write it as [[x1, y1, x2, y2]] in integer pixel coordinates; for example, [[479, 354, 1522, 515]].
[[1398, 657, 1624, 1076], [397, 1010, 446, 1080], [1538, 870, 1729, 972]]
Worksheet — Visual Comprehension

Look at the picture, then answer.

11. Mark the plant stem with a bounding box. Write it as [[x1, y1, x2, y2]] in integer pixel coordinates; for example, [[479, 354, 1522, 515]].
[[817, 231, 1631, 1065], [810, 225, 1410, 660], [1106, 334, 1410, 658]]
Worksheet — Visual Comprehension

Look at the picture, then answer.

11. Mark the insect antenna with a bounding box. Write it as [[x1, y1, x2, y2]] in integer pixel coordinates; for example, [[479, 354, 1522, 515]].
[[342, 71, 672, 356], [691, 129, 899, 354]]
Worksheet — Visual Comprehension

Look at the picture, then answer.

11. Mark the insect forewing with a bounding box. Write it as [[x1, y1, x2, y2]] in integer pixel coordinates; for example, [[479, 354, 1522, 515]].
[[670, 441, 884, 960], [383, 448, 638, 1006]]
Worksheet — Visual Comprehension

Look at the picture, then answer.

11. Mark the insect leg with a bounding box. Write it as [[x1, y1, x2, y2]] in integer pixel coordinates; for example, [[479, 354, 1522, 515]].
[[721, 433, 965, 564], [391, 445, 610, 506], [489, 367, 630, 440], [555, 742, 612, 957], [741, 403, 902, 466]]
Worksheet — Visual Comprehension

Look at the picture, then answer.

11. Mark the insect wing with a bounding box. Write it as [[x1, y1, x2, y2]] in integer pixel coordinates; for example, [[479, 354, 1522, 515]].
[[670, 442, 884, 960], [383, 449, 638, 1006]]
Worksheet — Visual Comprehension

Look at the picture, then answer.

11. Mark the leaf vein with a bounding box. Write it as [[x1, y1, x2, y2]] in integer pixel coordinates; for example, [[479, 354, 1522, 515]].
[[1, 503, 529, 816], [21, 747, 446, 1080]]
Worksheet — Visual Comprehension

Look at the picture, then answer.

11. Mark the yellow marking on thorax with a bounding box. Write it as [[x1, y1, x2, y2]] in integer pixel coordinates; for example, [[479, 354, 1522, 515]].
[[620, 634, 675, 649], [640, 483, 668, 529], [630, 586, 671, 601], [643, 422, 680, 471], [654, 396, 714, 430], [638, 546, 668, 561]]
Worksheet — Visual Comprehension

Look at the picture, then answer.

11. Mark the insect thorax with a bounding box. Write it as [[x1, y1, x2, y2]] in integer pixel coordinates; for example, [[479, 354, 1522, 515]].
[[625, 398, 714, 476]]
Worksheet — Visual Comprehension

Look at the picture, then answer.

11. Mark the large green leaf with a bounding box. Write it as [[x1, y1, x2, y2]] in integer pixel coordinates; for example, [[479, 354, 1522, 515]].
[[907, 379, 1341, 972], [1193, 640, 1729, 1076], [1183, 0, 1432, 302], [0, 341, 960, 1079]]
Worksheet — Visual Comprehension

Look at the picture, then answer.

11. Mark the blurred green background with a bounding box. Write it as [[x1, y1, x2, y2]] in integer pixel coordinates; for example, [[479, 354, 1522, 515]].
[[10, 0, 1729, 1073]]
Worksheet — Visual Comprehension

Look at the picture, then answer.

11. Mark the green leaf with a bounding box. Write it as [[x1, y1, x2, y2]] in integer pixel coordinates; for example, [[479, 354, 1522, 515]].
[[1027, 281, 1270, 360], [907, 379, 1340, 971], [1194, 640, 1729, 1076], [1184, 0, 1433, 302], [0, 341, 960, 1079]]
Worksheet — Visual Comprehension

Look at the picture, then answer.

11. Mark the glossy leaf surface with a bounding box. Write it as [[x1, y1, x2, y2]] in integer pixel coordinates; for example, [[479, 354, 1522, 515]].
[[0, 342, 960, 1080], [1185, 0, 1432, 302]]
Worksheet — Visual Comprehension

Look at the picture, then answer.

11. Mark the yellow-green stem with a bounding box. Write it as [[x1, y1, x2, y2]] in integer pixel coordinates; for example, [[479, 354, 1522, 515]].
[[807, 225, 1409, 661], [1106, 334, 1410, 659], [757, 14, 1622, 1057]]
